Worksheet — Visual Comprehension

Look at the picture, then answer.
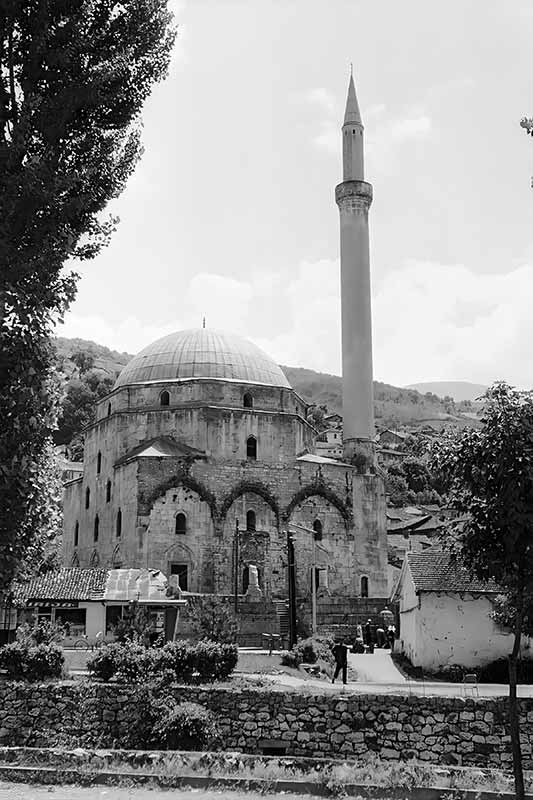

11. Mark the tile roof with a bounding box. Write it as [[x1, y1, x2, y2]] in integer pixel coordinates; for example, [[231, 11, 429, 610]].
[[13, 568, 108, 603], [13, 568, 171, 604], [406, 549, 500, 594]]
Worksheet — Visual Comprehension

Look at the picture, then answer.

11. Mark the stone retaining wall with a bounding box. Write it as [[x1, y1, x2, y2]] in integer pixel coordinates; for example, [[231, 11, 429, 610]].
[[0, 682, 531, 769]]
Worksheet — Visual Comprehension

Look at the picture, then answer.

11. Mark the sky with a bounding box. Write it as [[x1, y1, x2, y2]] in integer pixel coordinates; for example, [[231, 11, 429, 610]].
[[60, 0, 533, 388]]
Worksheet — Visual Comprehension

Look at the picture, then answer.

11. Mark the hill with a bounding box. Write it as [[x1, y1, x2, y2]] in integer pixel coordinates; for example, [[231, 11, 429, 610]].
[[405, 381, 488, 402], [53, 337, 480, 437], [283, 366, 478, 430]]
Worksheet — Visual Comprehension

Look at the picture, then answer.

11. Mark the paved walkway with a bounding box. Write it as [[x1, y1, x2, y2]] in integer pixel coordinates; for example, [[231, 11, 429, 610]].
[[348, 648, 406, 683]]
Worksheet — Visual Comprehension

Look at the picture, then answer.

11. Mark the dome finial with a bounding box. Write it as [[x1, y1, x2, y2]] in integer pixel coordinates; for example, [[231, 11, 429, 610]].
[[202, 316, 206, 329]]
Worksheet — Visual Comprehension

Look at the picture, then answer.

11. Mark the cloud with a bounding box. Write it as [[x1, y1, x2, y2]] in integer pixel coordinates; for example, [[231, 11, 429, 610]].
[[304, 87, 336, 115], [60, 260, 533, 390], [389, 115, 432, 140]]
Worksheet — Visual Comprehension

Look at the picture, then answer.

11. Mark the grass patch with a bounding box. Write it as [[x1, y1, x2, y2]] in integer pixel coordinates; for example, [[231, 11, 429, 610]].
[[2, 748, 532, 794]]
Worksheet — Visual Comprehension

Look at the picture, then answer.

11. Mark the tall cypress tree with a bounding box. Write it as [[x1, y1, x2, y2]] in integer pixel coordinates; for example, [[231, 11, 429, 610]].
[[0, 1, 176, 586]]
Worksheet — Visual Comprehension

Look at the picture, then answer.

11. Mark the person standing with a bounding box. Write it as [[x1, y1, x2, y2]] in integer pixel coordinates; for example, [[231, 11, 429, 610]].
[[332, 639, 348, 685]]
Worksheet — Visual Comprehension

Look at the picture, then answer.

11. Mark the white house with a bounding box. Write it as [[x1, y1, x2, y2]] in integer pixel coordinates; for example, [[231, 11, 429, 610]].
[[393, 549, 532, 671]]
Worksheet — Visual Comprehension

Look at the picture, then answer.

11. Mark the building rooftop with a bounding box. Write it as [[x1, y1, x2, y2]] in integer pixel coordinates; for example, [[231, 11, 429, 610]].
[[12, 568, 179, 605], [406, 549, 500, 594], [114, 328, 291, 390]]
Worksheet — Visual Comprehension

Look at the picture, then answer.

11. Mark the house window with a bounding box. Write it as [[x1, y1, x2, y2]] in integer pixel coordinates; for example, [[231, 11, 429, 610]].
[[313, 519, 323, 541], [94, 515, 99, 543], [116, 508, 122, 538], [106, 480, 111, 502], [105, 605, 126, 634], [175, 513, 186, 535], [243, 392, 253, 409], [97, 451, 102, 474], [246, 510, 256, 532], [74, 522, 79, 548], [246, 435, 257, 460], [361, 576, 369, 598], [160, 390, 170, 406], [85, 487, 90, 509], [170, 563, 188, 591]]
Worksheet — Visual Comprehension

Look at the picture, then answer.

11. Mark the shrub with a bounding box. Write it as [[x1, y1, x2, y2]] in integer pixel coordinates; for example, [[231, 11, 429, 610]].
[[87, 638, 238, 684], [0, 641, 64, 681], [280, 650, 302, 669], [193, 641, 238, 682], [151, 700, 217, 750], [294, 636, 334, 666], [15, 620, 64, 646]]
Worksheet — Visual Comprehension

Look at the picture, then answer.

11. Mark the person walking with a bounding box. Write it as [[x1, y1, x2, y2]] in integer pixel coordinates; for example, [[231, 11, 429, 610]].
[[331, 639, 348, 685]]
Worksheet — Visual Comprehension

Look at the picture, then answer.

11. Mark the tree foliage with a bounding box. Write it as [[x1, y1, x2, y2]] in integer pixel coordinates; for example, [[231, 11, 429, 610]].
[[431, 382, 533, 799], [0, 1, 176, 588], [187, 596, 240, 644]]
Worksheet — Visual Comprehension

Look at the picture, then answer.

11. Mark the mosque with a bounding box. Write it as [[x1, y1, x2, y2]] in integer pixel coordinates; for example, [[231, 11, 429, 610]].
[[62, 75, 390, 624]]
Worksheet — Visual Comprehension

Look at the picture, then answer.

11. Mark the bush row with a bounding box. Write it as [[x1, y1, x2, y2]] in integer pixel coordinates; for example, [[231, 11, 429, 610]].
[[0, 641, 64, 681], [87, 638, 238, 683]]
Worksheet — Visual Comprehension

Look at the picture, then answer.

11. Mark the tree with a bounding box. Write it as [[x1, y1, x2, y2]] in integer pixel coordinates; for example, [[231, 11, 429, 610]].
[[431, 382, 533, 799], [187, 596, 239, 644], [0, 1, 176, 589]]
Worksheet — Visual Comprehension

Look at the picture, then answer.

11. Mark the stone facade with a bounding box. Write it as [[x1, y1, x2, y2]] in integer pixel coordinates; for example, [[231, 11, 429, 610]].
[[1, 682, 531, 769], [63, 366, 389, 603]]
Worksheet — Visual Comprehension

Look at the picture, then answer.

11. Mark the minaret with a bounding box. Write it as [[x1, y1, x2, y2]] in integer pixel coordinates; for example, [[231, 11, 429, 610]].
[[335, 72, 374, 463]]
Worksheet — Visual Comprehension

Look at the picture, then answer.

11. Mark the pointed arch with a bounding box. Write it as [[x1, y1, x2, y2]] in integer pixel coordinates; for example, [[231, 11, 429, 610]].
[[175, 512, 187, 535], [116, 508, 122, 538], [106, 480, 112, 502], [243, 392, 253, 409], [284, 483, 352, 527], [111, 544, 122, 567], [70, 552, 80, 567], [96, 451, 102, 474], [74, 521, 79, 547], [160, 390, 170, 407], [144, 474, 217, 521], [220, 480, 280, 525], [90, 549, 100, 567], [93, 514, 99, 542], [313, 519, 323, 541], [85, 487, 90, 509]]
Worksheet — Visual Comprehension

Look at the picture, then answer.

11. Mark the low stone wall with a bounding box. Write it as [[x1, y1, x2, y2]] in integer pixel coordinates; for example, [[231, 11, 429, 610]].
[[0, 682, 532, 769]]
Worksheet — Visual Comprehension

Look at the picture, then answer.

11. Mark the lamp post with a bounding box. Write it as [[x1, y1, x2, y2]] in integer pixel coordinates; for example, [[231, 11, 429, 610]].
[[288, 522, 322, 636], [234, 519, 240, 615]]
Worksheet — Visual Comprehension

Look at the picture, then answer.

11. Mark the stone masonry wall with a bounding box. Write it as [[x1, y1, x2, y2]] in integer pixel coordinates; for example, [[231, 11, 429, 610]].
[[0, 682, 532, 769]]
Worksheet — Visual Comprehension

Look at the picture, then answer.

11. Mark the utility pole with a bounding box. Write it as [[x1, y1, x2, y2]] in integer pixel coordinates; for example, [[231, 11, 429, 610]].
[[234, 519, 240, 615], [286, 530, 297, 650]]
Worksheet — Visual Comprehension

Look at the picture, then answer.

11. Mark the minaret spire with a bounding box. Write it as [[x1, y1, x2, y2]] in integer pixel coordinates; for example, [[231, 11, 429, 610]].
[[335, 70, 374, 461], [342, 73, 364, 181]]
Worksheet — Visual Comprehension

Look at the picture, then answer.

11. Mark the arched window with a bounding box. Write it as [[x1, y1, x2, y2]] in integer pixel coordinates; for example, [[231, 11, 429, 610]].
[[74, 522, 79, 548], [107, 403, 111, 417], [243, 566, 250, 594], [313, 519, 323, 541], [246, 510, 256, 532], [93, 515, 99, 543], [243, 393, 253, 409], [116, 508, 122, 538], [246, 435, 257, 460], [96, 451, 102, 474], [175, 513, 186, 535], [85, 487, 90, 510], [106, 480, 111, 502], [160, 390, 170, 407], [361, 576, 369, 598]]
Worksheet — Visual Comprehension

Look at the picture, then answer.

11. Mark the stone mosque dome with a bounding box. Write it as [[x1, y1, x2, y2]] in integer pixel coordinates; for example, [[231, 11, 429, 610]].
[[114, 328, 291, 389]]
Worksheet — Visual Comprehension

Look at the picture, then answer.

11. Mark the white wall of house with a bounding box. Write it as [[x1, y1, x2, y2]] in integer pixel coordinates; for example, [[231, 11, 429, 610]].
[[397, 566, 419, 664], [78, 602, 105, 637], [401, 590, 533, 670]]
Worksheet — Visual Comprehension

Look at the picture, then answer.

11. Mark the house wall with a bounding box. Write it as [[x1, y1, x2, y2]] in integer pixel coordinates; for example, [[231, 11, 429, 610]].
[[397, 567, 418, 663], [409, 592, 532, 670], [78, 603, 105, 638]]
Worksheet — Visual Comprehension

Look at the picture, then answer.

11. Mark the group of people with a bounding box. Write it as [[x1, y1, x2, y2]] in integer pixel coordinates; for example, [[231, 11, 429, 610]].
[[330, 619, 396, 686]]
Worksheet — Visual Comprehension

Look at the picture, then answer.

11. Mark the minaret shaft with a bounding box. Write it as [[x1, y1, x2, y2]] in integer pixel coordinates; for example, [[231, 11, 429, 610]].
[[336, 75, 375, 461]]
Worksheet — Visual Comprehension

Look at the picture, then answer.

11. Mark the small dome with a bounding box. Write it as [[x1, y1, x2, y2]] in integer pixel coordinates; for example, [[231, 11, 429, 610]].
[[114, 328, 291, 389]]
